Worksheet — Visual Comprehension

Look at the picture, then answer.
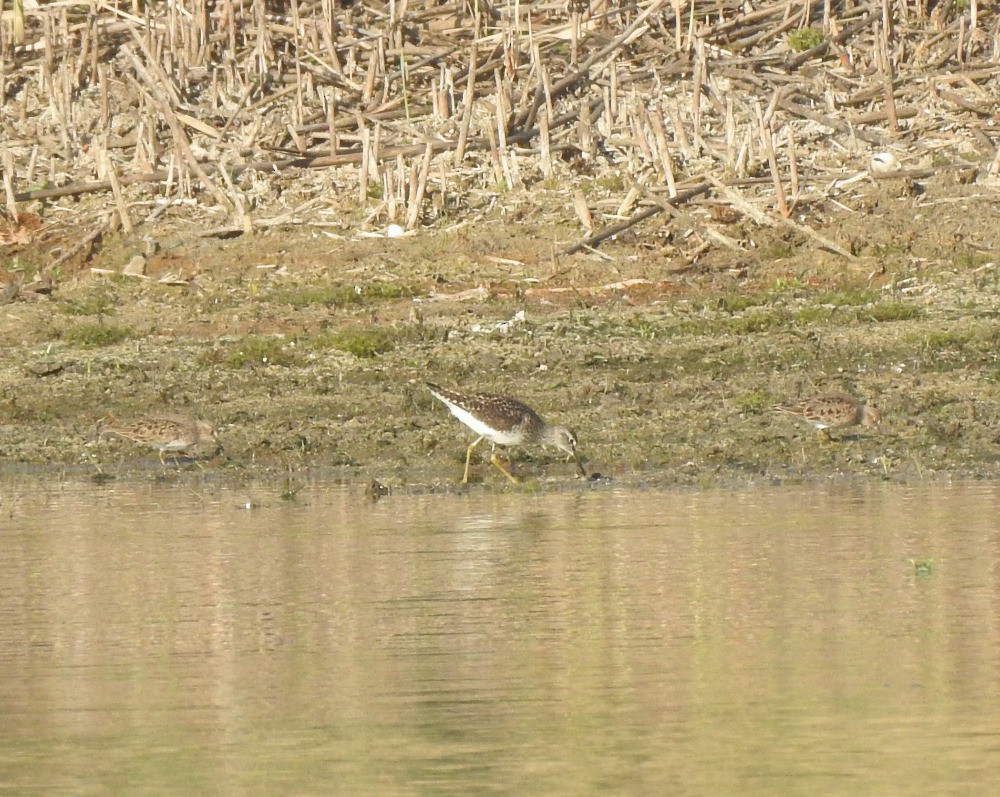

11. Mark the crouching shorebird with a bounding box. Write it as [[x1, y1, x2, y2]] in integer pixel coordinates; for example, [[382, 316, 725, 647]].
[[100, 417, 221, 465], [427, 383, 586, 483], [772, 393, 881, 438]]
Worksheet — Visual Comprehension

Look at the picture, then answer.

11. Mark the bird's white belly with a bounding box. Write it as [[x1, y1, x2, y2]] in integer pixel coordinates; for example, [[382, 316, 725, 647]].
[[447, 404, 520, 445]]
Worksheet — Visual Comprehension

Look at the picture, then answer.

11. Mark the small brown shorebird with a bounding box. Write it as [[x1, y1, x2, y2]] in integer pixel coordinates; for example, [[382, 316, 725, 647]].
[[100, 417, 221, 464], [427, 383, 586, 483], [773, 393, 881, 437]]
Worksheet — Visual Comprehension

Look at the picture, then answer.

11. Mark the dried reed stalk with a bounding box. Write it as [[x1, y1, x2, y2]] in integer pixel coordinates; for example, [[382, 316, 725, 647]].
[[0, 0, 994, 259], [560, 182, 712, 256], [405, 143, 433, 230], [101, 150, 132, 234], [1, 143, 17, 221]]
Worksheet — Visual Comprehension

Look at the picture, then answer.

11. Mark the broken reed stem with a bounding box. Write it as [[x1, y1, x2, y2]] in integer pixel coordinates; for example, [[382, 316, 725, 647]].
[[786, 131, 799, 210], [121, 45, 231, 210], [691, 40, 704, 155], [685, 0, 696, 51], [494, 70, 514, 189], [326, 94, 338, 157], [163, 153, 176, 202], [396, 154, 406, 215], [405, 142, 433, 230], [757, 98, 788, 218], [358, 112, 370, 203], [25, 144, 38, 186], [384, 160, 396, 220], [217, 158, 250, 232], [216, 76, 259, 141], [399, 51, 410, 121], [570, 8, 580, 64], [540, 48, 554, 123], [538, 106, 551, 179], [372, 123, 384, 196], [573, 189, 593, 232], [436, 160, 447, 217], [102, 150, 133, 233], [404, 156, 418, 226], [722, 92, 735, 167], [706, 174, 855, 259], [98, 62, 109, 128], [485, 123, 503, 186], [648, 108, 675, 196], [608, 60, 618, 122], [50, 216, 110, 271], [291, 0, 304, 126], [560, 182, 712, 256], [763, 130, 787, 217], [632, 107, 653, 163], [875, 20, 899, 134], [665, 99, 692, 160], [455, 40, 478, 162], [578, 98, 593, 158], [989, 140, 1000, 176], [881, 0, 894, 39], [617, 186, 640, 218], [507, 144, 521, 187], [1, 142, 18, 221], [363, 44, 378, 103]]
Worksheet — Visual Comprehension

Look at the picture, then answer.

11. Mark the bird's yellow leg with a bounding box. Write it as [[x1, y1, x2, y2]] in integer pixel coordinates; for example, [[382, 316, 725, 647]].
[[463, 436, 484, 483], [490, 451, 520, 484]]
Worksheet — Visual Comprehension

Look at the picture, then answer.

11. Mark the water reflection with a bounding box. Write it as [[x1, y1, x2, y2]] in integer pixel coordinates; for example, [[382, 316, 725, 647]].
[[1, 480, 999, 794]]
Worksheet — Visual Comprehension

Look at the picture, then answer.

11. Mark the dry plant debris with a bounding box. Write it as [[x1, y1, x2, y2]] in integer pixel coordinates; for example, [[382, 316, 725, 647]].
[[0, 0, 996, 270]]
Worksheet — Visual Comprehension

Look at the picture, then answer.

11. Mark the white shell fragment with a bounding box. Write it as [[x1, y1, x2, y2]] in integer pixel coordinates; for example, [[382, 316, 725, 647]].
[[869, 152, 902, 175]]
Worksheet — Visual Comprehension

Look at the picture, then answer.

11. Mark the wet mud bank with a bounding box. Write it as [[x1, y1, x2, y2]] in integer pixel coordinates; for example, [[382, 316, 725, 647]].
[[3, 182, 1000, 489]]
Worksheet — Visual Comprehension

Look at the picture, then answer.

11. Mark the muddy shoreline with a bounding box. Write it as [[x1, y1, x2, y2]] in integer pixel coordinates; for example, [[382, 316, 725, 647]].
[[2, 178, 999, 489]]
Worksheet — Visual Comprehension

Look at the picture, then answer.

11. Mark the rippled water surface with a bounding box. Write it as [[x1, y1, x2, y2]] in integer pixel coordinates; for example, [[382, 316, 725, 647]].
[[2, 478, 999, 795]]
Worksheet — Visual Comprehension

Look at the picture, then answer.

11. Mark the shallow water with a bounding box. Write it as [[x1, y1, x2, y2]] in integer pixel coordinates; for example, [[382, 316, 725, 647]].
[[1, 478, 999, 795]]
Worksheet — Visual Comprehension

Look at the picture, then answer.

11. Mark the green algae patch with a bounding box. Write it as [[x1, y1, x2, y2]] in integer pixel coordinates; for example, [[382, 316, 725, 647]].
[[212, 336, 300, 368], [269, 282, 417, 308], [787, 28, 823, 51], [60, 292, 119, 318], [62, 322, 135, 347], [862, 303, 922, 323], [313, 328, 397, 358]]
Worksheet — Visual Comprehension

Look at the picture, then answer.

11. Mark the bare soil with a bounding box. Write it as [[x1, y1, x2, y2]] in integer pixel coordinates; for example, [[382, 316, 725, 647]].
[[2, 172, 999, 490]]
